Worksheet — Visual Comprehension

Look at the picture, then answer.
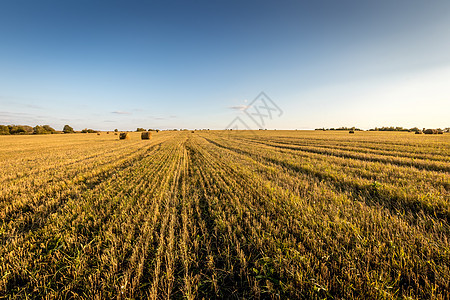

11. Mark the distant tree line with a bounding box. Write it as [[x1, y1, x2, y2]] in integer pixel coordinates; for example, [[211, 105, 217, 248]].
[[0, 124, 95, 135], [81, 128, 98, 133], [369, 126, 414, 132], [0, 125, 33, 135], [315, 127, 362, 131], [314, 126, 449, 133], [370, 127, 447, 133], [0, 125, 166, 135], [0, 124, 59, 135], [136, 128, 160, 132]]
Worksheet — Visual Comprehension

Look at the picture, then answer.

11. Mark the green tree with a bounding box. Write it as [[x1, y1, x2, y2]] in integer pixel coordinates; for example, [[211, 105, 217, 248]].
[[33, 125, 55, 134], [43, 125, 56, 133], [23, 125, 33, 134], [81, 128, 97, 133], [33, 125, 49, 134], [9, 125, 33, 135], [63, 125, 75, 133], [0, 125, 10, 135]]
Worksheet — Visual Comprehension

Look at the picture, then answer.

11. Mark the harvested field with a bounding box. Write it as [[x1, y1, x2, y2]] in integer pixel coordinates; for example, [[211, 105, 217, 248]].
[[0, 130, 449, 299]]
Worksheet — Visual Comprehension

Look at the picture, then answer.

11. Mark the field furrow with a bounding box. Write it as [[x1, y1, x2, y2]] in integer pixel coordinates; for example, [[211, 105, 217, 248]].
[[202, 134, 450, 223]]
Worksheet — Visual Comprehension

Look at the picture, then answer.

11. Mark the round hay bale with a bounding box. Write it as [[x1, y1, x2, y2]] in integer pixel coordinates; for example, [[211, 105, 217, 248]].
[[119, 132, 130, 140], [415, 131, 422, 134], [114, 132, 118, 135], [349, 130, 355, 134], [97, 132, 101, 135], [191, 130, 195, 133], [141, 131, 152, 140]]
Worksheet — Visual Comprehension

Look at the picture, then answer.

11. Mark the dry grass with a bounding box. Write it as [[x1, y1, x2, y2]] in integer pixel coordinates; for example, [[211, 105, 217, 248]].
[[0, 130, 448, 299]]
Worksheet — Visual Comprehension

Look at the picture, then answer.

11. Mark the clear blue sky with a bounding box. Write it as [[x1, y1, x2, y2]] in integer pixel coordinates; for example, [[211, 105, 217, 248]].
[[1, 0, 449, 130]]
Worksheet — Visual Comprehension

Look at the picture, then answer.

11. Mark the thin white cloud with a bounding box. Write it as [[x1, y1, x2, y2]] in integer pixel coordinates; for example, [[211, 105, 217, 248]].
[[0, 111, 50, 125], [228, 105, 250, 111], [111, 111, 131, 115], [26, 104, 43, 109]]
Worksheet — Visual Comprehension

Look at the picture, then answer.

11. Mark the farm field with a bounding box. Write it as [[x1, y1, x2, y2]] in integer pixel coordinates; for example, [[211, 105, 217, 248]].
[[0, 131, 449, 299]]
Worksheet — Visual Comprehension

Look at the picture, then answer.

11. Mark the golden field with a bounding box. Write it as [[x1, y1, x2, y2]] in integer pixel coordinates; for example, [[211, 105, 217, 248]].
[[0, 131, 449, 299]]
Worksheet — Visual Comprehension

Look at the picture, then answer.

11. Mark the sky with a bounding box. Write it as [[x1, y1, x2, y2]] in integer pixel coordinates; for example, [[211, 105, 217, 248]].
[[0, 0, 449, 131]]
